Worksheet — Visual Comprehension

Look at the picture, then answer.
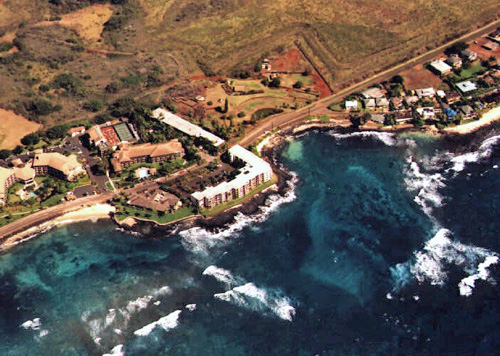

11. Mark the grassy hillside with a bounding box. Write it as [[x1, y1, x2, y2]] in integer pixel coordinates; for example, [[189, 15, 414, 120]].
[[0, 0, 498, 128]]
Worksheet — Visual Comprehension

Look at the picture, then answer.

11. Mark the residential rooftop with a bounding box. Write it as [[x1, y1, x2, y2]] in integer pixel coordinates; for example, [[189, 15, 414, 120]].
[[152, 108, 225, 147], [456, 80, 478, 93]]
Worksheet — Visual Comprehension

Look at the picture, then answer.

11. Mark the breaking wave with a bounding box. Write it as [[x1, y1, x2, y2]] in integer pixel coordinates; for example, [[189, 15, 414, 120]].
[[204, 266, 296, 322], [329, 131, 399, 146], [134, 310, 182, 337], [403, 155, 446, 220], [215, 283, 296, 322], [202, 265, 245, 287], [391, 229, 499, 296], [448, 134, 500, 173], [80, 285, 172, 346]]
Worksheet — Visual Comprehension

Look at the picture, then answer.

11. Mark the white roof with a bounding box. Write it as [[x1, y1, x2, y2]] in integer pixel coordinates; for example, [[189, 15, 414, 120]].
[[152, 108, 225, 147], [429, 60, 452, 74], [456, 81, 477, 93], [192, 145, 271, 201], [415, 88, 436, 98], [361, 87, 384, 99], [436, 90, 446, 98], [345, 100, 358, 108]]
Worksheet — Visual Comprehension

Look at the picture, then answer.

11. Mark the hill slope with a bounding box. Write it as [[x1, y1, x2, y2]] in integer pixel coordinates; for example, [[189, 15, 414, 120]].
[[0, 0, 498, 127]]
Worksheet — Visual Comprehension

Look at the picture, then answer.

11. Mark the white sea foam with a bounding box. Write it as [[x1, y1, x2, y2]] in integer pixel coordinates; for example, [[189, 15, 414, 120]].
[[449, 134, 500, 172], [329, 131, 398, 146], [393, 229, 499, 296], [103, 344, 124, 356], [185, 304, 197, 311], [214, 282, 296, 322], [20, 318, 42, 331], [81, 285, 172, 345], [458, 256, 499, 297], [202, 265, 244, 286], [134, 310, 182, 337], [403, 156, 446, 219], [179, 171, 298, 256], [126, 295, 153, 314]]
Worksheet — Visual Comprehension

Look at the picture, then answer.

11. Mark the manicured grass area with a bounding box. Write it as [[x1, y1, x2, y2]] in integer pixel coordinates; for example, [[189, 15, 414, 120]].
[[41, 194, 65, 208], [328, 103, 343, 111], [201, 174, 278, 217], [114, 204, 197, 225], [105, 181, 114, 191], [306, 115, 331, 121], [0, 212, 31, 227], [231, 79, 265, 91]]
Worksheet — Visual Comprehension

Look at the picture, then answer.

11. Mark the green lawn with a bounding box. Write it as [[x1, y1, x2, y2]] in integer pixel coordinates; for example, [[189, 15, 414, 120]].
[[306, 115, 331, 121], [114, 204, 197, 225], [201, 174, 278, 216], [454, 62, 487, 81]]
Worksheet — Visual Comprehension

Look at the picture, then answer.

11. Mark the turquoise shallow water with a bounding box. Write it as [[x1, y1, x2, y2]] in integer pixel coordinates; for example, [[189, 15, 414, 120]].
[[0, 130, 499, 355]]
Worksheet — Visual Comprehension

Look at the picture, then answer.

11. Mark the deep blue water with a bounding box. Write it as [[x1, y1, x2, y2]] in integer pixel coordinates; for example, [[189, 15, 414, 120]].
[[0, 130, 499, 356]]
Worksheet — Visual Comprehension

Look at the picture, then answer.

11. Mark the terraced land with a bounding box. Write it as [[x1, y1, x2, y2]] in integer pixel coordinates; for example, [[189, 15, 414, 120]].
[[0, 0, 497, 128]]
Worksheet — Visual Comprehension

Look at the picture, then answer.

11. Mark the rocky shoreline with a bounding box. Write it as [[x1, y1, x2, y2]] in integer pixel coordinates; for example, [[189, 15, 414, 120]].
[[2, 114, 499, 248]]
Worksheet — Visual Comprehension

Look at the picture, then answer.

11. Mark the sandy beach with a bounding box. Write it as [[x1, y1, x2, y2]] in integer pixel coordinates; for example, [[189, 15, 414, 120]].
[[0, 204, 115, 252], [444, 106, 500, 135]]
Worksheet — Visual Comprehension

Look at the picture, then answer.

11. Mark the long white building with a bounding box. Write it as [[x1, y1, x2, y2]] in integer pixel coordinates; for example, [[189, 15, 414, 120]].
[[191, 145, 273, 209], [152, 108, 225, 147]]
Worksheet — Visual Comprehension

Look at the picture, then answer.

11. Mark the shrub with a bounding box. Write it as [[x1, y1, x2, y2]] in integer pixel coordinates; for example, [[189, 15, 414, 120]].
[[293, 81, 303, 89], [21, 133, 40, 146], [26, 98, 57, 116], [51, 73, 83, 96], [39, 84, 50, 92], [83, 99, 104, 112], [0, 149, 12, 159]]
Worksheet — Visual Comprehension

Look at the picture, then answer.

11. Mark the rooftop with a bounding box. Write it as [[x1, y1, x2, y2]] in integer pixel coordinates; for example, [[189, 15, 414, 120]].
[[429, 60, 452, 74], [115, 140, 184, 163], [33, 153, 81, 176], [361, 87, 385, 99], [456, 80, 477, 93], [192, 145, 272, 202], [152, 108, 225, 147]]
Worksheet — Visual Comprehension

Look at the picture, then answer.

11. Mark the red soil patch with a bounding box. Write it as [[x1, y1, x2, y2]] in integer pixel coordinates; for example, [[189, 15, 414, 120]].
[[270, 49, 307, 73], [468, 37, 500, 61], [399, 64, 443, 91], [312, 72, 331, 98], [100, 126, 121, 147]]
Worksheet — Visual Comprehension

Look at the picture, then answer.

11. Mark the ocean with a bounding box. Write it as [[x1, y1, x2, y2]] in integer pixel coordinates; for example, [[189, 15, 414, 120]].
[[0, 128, 499, 356]]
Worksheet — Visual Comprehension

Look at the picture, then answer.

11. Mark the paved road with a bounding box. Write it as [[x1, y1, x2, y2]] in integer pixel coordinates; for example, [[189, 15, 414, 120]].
[[0, 192, 114, 241], [238, 19, 500, 146]]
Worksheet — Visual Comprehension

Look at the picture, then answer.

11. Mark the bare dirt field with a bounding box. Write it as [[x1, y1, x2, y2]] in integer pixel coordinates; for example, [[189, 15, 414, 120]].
[[33, 4, 113, 43], [468, 37, 500, 61], [270, 49, 308, 73], [0, 109, 42, 149], [400, 64, 444, 91]]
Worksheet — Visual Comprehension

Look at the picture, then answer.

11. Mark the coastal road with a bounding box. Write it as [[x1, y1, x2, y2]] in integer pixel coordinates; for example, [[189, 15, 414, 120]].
[[0, 192, 114, 241], [238, 18, 500, 146]]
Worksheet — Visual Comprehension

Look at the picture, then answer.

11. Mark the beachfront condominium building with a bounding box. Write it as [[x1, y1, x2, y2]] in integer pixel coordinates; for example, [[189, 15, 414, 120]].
[[33, 153, 83, 181], [0, 164, 36, 204], [0, 167, 17, 203], [191, 145, 273, 209], [111, 140, 185, 172]]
